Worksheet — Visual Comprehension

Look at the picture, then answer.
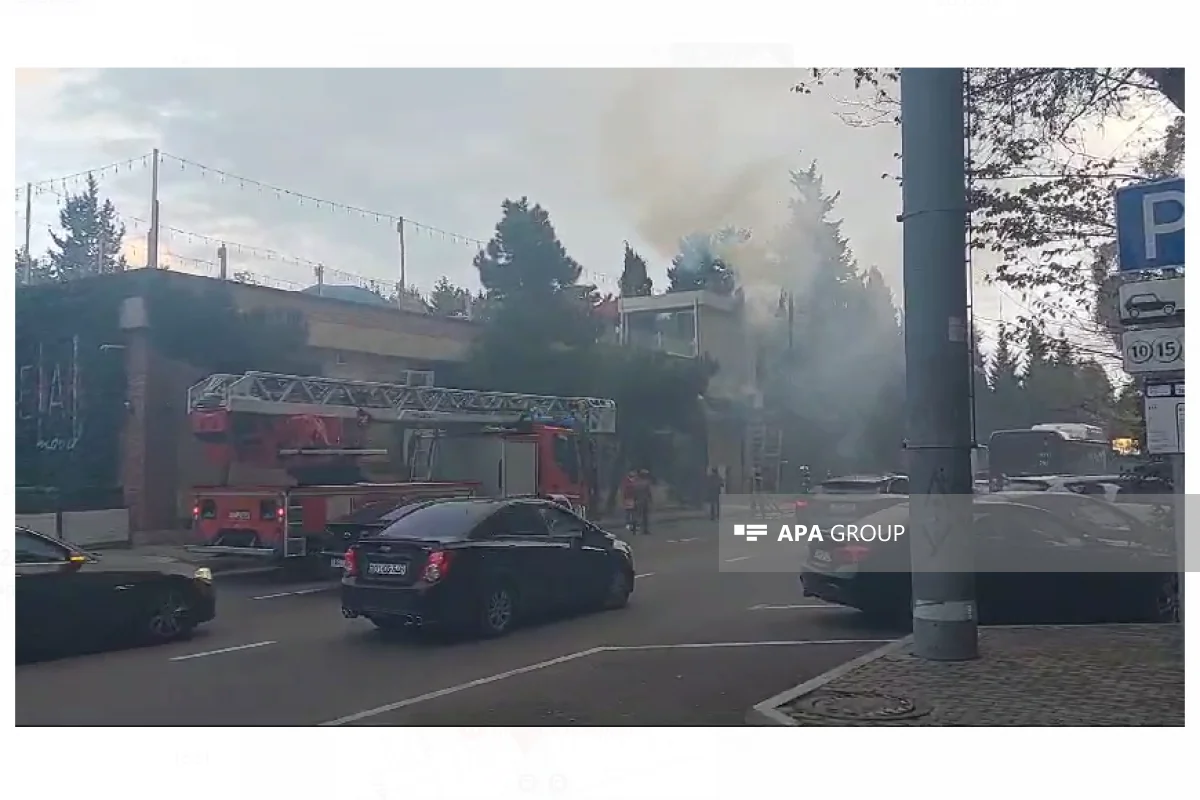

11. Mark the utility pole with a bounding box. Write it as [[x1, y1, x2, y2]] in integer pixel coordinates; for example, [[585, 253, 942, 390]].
[[397, 217, 407, 293], [900, 68, 978, 661], [314, 263, 325, 297], [148, 148, 161, 269], [22, 182, 33, 284], [217, 244, 228, 281]]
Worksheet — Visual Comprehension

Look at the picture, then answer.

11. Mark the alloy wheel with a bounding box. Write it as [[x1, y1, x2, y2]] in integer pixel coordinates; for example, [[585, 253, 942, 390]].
[[486, 589, 513, 632], [148, 592, 188, 640]]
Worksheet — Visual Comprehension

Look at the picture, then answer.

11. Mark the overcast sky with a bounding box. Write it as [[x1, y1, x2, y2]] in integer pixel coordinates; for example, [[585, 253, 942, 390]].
[[14, 68, 1156, 346]]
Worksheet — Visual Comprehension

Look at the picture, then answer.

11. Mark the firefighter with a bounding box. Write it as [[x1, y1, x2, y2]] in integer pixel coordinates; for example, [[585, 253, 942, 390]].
[[620, 470, 640, 533], [635, 469, 653, 535], [706, 467, 724, 521]]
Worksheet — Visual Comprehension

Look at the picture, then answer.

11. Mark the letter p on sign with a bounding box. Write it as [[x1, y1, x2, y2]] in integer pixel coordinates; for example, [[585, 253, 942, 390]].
[[1116, 178, 1185, 272]]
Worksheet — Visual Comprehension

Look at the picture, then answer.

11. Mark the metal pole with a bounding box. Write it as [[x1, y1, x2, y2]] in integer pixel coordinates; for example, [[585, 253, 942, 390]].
[[397, 217, 407, 293], [900, 68, 978, 661], [97, 228, 106, 275], [1172, 453, 1184, 623], [217, 244, 228, 281], [23, 182, 33, 284], [148, 149, 160, 269]]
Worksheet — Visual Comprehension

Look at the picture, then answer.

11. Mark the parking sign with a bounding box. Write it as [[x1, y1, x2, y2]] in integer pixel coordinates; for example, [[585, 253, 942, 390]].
[[1115, 178, 1185, 272]]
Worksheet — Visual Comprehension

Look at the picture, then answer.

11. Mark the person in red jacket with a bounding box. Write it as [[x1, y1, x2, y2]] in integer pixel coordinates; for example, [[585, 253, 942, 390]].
[[620, 470, 640, 532]]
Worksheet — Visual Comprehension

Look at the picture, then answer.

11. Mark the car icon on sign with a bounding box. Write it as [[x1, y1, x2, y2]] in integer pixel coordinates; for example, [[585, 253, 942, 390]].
[[1125, 292, 1176, 319]]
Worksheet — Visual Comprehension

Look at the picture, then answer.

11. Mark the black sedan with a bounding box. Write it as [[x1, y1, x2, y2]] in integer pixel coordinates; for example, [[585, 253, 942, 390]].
[[340, 497, 636, 638], [799, 493, 1179, 625], [16, 526, 216, 661]]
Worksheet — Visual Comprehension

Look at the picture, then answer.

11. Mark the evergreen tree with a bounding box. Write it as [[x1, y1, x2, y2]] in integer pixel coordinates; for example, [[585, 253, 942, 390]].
[[987, 322, 1025, 431], [473, 196, 582, 300], [759, 163, 905, 476], [666, 231, 737, 295], [618, 243, 653, 297], [44, 174, 128, 282], [428, 276, 472, 317]]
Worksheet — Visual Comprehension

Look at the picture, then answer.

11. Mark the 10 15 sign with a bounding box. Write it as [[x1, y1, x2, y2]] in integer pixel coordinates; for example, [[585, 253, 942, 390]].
[[1121, 328, 1184, 376]]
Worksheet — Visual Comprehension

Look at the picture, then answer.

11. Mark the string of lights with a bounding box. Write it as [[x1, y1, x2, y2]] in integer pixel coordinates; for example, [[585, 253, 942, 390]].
[[20, 149, 620, 288]]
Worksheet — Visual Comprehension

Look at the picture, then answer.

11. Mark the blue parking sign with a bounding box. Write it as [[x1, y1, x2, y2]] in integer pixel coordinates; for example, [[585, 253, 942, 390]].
[[1115, 178, 1185, 272]]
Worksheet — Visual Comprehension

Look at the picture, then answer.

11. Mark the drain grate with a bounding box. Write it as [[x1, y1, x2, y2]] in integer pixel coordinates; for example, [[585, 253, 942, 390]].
[[792, 689, 930, 722]]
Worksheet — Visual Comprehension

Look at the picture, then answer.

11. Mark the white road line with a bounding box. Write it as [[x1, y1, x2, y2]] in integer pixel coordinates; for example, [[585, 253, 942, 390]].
[[678, 537, 698, 543], [169, 640, 276, 662], [749, 603, 840, 611], [635, 572, 656, 578], [609, 639, 895, 652], [320, 639, 895, 725], [724, 555, 752, 563], [252, 587, 334, 600], [319, 647, 607, 726]]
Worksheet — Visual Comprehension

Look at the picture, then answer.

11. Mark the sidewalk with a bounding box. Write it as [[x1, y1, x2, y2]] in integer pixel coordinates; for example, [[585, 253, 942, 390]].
[[109, 506, 711, 574], [748, 624, 1184, 726]]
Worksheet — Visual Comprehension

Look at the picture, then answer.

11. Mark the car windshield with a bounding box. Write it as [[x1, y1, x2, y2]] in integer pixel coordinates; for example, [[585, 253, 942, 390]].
[[374, 501, 498, 541]]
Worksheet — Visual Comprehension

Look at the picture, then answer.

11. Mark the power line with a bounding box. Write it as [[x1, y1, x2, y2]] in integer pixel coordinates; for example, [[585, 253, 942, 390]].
[[16, 153, 154, 193]]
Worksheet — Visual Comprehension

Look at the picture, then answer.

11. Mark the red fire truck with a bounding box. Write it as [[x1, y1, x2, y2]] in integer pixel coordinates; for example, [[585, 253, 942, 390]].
[[185, 370, 617, 566]]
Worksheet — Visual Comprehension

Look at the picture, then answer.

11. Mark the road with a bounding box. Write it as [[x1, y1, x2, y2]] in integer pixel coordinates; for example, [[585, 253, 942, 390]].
[[15, 519, 905, 726]]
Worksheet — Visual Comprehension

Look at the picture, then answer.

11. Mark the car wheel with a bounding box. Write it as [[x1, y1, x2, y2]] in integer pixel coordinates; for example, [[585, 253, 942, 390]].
[[477, 583, 517, 638], [146, 587, 195, 643], [601, 566, 633, 610], [1162, 303, 1175, 316], [1151, 575, 1180, 623]]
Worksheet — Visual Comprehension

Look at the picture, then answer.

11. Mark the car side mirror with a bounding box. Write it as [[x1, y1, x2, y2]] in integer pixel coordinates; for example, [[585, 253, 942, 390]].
[[63, 554, 88, 572]]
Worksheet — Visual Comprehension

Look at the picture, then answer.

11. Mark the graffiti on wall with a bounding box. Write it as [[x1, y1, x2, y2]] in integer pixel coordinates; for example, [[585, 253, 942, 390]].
[[17, 335, 84, 452]]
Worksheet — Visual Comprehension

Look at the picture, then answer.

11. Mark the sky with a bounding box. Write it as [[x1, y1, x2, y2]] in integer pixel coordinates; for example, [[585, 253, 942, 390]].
[[12, 68, 1167, 353]]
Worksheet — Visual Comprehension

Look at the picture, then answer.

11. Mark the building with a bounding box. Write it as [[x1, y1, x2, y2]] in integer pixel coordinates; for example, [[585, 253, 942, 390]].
[[617, 289, 775, 492], [16, 269, 479, 533]]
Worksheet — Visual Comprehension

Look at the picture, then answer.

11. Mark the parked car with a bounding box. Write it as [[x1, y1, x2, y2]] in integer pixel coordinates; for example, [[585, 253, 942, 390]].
[[1124, 292, 1176, 318], [795, 474, 909, 528], [320, 499, 427, 573], [997, 474, 1126, 501], [16, 526, 216, 661], [340, 497, 635, 638], [799, 493, 1178, 625]]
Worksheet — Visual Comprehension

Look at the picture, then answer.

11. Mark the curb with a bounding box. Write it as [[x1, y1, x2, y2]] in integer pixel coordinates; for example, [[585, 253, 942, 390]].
[[745, 635, 913, 726]]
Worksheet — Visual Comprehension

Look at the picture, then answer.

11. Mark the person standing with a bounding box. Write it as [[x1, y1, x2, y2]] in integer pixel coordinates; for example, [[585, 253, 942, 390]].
[[635, 469, 653, 535], [706, 467, 724, 521]]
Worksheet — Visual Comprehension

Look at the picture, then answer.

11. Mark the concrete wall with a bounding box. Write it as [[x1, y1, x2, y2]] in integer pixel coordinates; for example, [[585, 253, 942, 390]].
[[61, 508, 130, 547]]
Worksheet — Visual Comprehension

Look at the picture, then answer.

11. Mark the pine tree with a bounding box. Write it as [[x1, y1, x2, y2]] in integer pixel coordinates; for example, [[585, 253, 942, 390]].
[[45, 174, 128, 282], [666, 231, 736, 295], [473, 197, 582, 300], [988, 322, 1025, 431], [618, 243, 652, 297], [428, 276, 471, 317]]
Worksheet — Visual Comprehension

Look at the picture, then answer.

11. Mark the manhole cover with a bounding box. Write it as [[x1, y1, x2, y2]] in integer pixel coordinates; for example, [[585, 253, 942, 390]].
[[794, 689, 929, 722]]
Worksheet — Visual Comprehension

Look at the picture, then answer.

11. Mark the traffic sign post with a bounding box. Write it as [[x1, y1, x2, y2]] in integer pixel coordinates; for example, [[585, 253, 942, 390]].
[[1116, 178, 1185, 273], [1114, 176, 1184, 623]]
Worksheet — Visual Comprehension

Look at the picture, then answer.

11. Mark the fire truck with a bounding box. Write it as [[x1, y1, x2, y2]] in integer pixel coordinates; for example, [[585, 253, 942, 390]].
[[185, 370, 616, 566]]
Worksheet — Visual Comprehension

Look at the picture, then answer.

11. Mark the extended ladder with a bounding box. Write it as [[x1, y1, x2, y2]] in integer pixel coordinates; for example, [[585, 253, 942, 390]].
[[187, 371, 618, 434]]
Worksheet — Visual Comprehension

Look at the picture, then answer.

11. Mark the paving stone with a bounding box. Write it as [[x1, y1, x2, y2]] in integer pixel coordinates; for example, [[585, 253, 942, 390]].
[[779, 624, 1184, 726]]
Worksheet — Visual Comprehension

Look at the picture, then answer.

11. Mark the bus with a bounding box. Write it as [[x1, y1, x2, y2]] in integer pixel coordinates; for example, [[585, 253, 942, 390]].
[[988, 423, 1112, 485]]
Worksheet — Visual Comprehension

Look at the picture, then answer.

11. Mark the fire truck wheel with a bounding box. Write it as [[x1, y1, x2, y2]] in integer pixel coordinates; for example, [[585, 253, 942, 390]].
[[476, 582, 517, 638]]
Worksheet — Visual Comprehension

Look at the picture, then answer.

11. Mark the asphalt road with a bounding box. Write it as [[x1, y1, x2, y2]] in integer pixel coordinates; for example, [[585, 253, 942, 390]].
[[15, 520, 905, 726]]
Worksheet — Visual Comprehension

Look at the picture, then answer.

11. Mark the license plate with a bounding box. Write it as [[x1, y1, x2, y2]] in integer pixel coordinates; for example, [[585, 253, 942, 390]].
[[829, 503, 857, 514], [812, 549, 832, 563], [229, 510, 251, 520], [368, 562, 408, 576], [330, 557, 346, 570]]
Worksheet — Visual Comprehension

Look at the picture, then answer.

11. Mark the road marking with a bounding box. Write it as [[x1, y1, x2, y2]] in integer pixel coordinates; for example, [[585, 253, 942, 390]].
[[724, 555, 752, 563], [319, 647, 607, 726], [678, 537, 699, 543], [252, 587, 334, 600], [169, 640, 276, 662], [635, 572, 656, 578], [749, 603, 840, 611], [610, 639, 895, 652]]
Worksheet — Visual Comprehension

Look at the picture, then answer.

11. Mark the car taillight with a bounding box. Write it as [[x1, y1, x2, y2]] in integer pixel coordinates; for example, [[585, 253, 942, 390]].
[[277, 506, 285, 522], [835, 544, 871, 564], [794, 500, 808, 509], [423, 550, 453, 583], [343, 548, 359, 577], [192, 504, 200, 519]]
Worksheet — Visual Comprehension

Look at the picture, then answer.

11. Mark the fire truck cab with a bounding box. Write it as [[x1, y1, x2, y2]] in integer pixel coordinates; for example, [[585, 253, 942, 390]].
[[184, 371, 617, 566]]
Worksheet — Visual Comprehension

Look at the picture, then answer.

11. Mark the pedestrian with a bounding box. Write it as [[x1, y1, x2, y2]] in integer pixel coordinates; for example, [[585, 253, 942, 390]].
[[706, 467, 724, 521], [620, 470, 640, 531], [749, 466, 764, 518], [635, 468, 653, 535]]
